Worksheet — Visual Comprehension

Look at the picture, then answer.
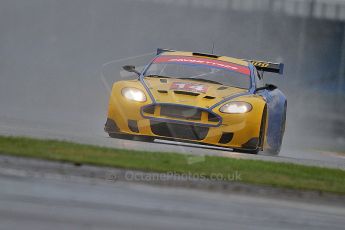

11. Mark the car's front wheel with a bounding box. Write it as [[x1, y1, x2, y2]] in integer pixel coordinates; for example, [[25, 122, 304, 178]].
[[265, 102, 287, 155]]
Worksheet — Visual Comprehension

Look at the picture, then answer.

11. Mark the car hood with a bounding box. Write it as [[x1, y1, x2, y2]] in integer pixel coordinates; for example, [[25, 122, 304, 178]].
[[143, 77, 247, 108]]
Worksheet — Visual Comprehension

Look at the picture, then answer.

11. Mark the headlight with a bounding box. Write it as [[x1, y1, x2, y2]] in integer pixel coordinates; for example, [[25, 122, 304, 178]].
[[121, 88, 147, 102], [219, 102, 252, 114]]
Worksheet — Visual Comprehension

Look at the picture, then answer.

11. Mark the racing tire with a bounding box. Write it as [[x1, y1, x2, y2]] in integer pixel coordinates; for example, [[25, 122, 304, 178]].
[[265, 102, 287, 155]]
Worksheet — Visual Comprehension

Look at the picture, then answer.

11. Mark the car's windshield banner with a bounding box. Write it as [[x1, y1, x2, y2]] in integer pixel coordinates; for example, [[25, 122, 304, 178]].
[[154, 55, 250, 75]]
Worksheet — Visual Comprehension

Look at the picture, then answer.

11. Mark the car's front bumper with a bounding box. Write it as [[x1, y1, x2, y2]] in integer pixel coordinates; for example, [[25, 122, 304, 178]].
[[105, 105, 262, 150]]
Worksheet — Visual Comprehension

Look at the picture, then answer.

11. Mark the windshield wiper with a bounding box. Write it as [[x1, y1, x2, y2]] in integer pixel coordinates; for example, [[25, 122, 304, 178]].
[[177, 77, 222, 85], [145, 75, 170, 79]]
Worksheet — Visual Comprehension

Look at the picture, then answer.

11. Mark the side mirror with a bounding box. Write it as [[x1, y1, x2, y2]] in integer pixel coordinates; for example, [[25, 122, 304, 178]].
[[122, 65, 140, 76], [254, 84, 277, 93]]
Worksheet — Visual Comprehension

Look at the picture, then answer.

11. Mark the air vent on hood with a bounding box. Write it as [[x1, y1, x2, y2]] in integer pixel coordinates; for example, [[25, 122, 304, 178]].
[[174, 91, 199, 96], [157, 90, 168, 94], [217, 86, 228, 90], [160, 79, 168, 83], [203, 95, 215, 99]]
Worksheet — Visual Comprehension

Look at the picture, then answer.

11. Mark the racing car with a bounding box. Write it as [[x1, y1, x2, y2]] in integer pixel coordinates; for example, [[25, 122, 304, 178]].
[[105, 49, 286, 154]]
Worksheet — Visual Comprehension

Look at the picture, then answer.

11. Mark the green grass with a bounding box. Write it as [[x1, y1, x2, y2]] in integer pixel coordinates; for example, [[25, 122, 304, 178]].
[[0, 135, 345, 194]]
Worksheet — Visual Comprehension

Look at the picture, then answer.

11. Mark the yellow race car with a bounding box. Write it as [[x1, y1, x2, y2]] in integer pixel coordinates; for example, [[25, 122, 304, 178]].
[[105, 49, 286, 154]]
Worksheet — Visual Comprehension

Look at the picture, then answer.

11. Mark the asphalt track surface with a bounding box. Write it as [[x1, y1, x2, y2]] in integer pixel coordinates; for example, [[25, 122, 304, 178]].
[[0, 160, 344, 230]]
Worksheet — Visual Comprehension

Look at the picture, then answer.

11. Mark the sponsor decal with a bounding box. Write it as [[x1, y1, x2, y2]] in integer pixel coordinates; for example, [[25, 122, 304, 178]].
[[154, 55, 250, 75], [251, 61, 270, 68], [170, 82, 208, 93]]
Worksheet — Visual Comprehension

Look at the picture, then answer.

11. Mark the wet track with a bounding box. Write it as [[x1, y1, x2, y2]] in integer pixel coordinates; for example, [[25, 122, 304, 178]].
[[0, 163, 345, 230]]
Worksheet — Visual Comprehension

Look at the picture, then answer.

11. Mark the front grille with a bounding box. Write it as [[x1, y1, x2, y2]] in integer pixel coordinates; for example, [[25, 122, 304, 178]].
[[142, 104, 221, 125], [160, 105, 202, 120], [150, 121, 209, 141]]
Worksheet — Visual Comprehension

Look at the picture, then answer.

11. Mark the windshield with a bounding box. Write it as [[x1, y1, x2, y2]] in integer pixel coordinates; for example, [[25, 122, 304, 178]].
[[144, 55, 251, 89]]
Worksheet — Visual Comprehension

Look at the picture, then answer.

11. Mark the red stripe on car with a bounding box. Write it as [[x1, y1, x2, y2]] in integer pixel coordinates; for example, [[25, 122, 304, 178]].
[[154, 55, 250, 75]]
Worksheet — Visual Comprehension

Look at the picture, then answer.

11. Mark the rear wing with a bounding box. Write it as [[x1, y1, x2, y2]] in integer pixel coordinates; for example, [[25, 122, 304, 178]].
[[244, 60, 284, 75]]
